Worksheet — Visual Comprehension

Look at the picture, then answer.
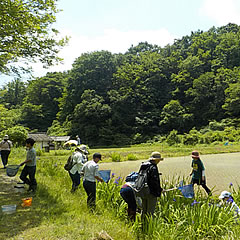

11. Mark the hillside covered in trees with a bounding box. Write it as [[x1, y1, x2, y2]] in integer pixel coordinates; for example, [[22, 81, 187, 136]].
[[1, 23, 240, 146]]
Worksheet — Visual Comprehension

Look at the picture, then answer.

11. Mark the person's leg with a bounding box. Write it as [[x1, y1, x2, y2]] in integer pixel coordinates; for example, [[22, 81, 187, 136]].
[[201, 179, 211, 195], [120, 187, 137, 220], [83, 180, 96, 209], [145, 194, 157, 217], [69, 171, 75, 192], [1, 150, 8, 168], [28, 166, 37, 192], [20, 166, 31, 185], [141, 197, 147, 220], [5, 150, 10, 166], [69, 172, 80, 192]]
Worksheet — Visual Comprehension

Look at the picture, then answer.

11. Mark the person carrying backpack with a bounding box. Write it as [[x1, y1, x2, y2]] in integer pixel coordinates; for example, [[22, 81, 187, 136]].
[[120, 172, 139, 221], [69, 145, 88, 192], [137, 151, 164, 219]]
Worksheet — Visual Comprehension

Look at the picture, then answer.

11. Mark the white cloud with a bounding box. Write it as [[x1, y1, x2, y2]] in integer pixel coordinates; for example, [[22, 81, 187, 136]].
[[199, 0, 240, 26], [31, 28, 176, 76]]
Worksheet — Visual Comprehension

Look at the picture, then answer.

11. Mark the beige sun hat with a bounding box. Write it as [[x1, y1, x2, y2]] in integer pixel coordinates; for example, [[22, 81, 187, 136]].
[[149, 151, 164, 161]]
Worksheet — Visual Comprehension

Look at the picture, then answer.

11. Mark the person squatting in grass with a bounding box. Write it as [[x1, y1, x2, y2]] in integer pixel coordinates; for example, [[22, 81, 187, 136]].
[[19, 138, 37, 192], [190, 150, 212, 196], [140, 151, 164, 219], [120, 172, 139, 221], [81, 152, 104, 210], [0, 134, 13, 169], [69, 145, 88, 192], [219, 191, 240, 220]]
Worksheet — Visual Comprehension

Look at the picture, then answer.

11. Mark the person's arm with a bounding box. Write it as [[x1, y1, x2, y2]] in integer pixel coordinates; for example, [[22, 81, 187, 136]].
[[95, 175, 104, 182], [189, 169, 193, 176], [200, 160, 205, 181], [94, 165, 104, 182], [20, 158, 31, 166]]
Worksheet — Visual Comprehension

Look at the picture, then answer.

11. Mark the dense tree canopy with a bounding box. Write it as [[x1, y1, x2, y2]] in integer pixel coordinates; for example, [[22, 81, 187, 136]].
[[2, 23, 240, 146]]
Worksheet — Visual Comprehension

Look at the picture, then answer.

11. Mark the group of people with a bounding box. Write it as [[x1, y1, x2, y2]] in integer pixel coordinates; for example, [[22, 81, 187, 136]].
[[120, 150, 240, 221], [66, 144, 104, 210], [1, 135, 239, 220]]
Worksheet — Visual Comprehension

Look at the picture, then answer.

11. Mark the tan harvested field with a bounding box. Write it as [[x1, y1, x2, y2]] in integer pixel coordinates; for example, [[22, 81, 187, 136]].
[[100, 152, 240, 195]]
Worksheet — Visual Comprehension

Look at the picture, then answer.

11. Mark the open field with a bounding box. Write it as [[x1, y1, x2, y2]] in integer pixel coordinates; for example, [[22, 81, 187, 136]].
[[100, 152, 240, 195]]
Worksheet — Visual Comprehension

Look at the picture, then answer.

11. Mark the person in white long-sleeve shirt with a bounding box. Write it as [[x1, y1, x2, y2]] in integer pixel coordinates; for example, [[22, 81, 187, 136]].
[[69, 146, 88, 192], [0, 135, 13, 168]]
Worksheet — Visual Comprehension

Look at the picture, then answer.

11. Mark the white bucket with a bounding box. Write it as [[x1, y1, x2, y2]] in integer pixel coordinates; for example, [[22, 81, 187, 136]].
[[1, 204, 17, 214]]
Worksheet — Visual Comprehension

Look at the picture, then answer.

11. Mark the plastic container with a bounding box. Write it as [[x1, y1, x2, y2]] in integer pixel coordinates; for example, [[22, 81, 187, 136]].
[[1, 204, 17, 214], [21, 197, 32, 207]]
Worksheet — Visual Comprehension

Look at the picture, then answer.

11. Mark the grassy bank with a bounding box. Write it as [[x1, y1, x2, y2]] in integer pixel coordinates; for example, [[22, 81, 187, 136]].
[[1, 143, 240, 239]]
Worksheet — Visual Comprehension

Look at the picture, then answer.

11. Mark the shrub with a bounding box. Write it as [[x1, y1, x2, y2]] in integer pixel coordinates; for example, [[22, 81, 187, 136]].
[[5, 125, 28, 146], [166, 130, 181, 146], [111, 152, 121, 162], [127, 154, 138, 161], [183, 134, 198, 145]]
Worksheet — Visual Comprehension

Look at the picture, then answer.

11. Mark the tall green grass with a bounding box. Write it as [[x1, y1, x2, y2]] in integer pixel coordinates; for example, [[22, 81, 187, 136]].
[[2, 145, 240, 239]]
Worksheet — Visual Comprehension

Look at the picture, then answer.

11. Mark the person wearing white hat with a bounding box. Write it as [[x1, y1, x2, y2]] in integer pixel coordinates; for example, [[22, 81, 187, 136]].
[[219, 191, 240, 219], [0, 135, 13, 168], [68, 146, 88, 192]]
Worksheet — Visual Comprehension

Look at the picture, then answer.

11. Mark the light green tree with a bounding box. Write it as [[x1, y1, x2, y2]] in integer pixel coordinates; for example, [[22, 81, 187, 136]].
[[0, 0, 68, 74]]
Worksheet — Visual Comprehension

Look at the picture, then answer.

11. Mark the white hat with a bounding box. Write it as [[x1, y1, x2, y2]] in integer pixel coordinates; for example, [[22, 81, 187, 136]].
[[219, 191, 231, 199], [3, 134, 9, 140], [76, 145, 89, 155]]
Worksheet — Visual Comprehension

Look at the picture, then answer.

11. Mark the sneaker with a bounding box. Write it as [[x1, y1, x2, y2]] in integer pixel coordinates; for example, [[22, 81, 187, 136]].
[[14, 185, 24, 189], [17, 182, 25, 185]]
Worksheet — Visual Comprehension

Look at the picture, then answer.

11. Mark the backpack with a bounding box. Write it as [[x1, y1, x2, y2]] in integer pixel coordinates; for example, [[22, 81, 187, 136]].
[[125, 172, 139, 182], [64, 155, 74, 171], [133, 162, 152, 198]]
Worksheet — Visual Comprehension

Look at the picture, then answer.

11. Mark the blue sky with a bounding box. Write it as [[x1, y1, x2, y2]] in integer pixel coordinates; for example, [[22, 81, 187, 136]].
[[1, 0, 240, 86]]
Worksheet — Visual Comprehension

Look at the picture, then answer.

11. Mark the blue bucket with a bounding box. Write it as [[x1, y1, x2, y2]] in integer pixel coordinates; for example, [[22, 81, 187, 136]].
[[98, 170, 111, 183]]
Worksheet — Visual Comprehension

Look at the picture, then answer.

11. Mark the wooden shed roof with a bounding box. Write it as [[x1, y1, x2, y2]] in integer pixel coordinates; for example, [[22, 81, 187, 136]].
[[28, 133, 52, 142], [50, 136, 70, 142]]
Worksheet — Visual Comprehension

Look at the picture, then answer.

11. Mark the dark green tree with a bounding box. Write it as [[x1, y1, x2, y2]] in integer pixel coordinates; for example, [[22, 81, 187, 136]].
[[0, 78, 26, 108]]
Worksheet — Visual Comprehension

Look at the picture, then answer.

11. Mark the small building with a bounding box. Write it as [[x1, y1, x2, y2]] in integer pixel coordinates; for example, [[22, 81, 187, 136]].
[[28, 133, 53, 151], [50, 136, 71, 149]]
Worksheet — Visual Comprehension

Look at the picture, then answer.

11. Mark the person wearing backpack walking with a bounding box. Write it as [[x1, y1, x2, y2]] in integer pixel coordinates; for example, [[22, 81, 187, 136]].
[[0, 135, 13, 169], [139, 152, 164, 219], [69, 145, 88, 192], [189, 150, 211, 196]]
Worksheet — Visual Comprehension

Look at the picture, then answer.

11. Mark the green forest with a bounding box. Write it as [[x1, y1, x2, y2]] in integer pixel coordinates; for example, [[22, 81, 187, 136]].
[[1, 22, 240, 147]]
